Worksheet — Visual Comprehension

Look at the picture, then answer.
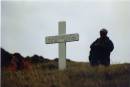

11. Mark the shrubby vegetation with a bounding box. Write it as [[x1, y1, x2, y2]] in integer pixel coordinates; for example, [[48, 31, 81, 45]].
[[1, 48, 130, 87]]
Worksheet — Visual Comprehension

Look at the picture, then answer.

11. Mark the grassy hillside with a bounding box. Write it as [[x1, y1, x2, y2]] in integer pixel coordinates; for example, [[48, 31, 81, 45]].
[[1, 61, 130, 87]]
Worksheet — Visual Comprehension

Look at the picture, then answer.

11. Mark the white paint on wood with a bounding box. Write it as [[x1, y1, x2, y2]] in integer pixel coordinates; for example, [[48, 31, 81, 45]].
[[45, 21, 79, 70]]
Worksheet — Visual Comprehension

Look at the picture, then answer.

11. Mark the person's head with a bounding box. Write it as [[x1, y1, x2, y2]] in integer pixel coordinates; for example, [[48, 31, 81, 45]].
[[100, 28, 108, 38]]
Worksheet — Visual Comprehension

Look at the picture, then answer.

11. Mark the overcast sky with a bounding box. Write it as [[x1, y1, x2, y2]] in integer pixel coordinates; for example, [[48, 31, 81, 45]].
[[1, 0, 130, 63]]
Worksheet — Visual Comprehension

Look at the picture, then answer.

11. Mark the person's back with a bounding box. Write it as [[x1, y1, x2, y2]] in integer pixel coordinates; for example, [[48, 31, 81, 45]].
[[89, 29, 114, 66]]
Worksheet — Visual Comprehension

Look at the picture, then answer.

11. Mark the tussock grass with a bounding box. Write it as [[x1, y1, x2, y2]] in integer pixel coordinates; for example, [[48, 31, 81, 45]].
[[1, 62, 130, 87]]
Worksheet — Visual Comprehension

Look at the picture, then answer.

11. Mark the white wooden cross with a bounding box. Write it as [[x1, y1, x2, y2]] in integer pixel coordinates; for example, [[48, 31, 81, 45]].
[[45, 21, 79, 70]]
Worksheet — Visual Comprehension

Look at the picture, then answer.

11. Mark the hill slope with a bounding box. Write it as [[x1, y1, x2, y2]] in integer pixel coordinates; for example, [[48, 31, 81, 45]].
[[1, 48, 130, 87], [2, 61, 130, 87]]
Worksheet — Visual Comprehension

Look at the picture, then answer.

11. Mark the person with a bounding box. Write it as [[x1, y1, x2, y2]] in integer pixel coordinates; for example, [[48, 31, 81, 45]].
[[89, 29, 114, 66]]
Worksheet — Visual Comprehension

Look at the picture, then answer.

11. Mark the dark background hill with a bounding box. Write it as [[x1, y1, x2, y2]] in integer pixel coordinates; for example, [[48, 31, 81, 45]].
[[1, 48, 71, 71]]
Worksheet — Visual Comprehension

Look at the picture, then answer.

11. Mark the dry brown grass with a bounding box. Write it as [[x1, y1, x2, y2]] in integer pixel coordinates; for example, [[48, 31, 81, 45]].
[[1, 61, 130, 87]]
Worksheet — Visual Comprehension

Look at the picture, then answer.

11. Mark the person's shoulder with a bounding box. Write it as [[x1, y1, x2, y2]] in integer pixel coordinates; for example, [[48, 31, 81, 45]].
[[106, 37, 113, 43], [93, 38, 99, 43], [96, 38, 100, 41]]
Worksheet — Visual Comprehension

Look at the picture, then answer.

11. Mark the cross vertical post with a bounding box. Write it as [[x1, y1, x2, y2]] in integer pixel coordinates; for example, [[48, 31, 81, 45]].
[[58, 21, 66, 70], [45, 21, 79, 70]]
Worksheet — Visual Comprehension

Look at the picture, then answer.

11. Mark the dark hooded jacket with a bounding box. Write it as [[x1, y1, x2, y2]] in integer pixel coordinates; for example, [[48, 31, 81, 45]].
[[89, 37, 114, 66]]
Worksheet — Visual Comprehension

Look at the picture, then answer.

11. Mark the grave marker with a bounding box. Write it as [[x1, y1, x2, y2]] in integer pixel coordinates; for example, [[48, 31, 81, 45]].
[[45, 21, 79, 70]]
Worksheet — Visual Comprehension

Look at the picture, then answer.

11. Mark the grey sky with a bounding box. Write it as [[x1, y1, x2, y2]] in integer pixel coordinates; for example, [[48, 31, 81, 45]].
[[1, 1, 130, 63]]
